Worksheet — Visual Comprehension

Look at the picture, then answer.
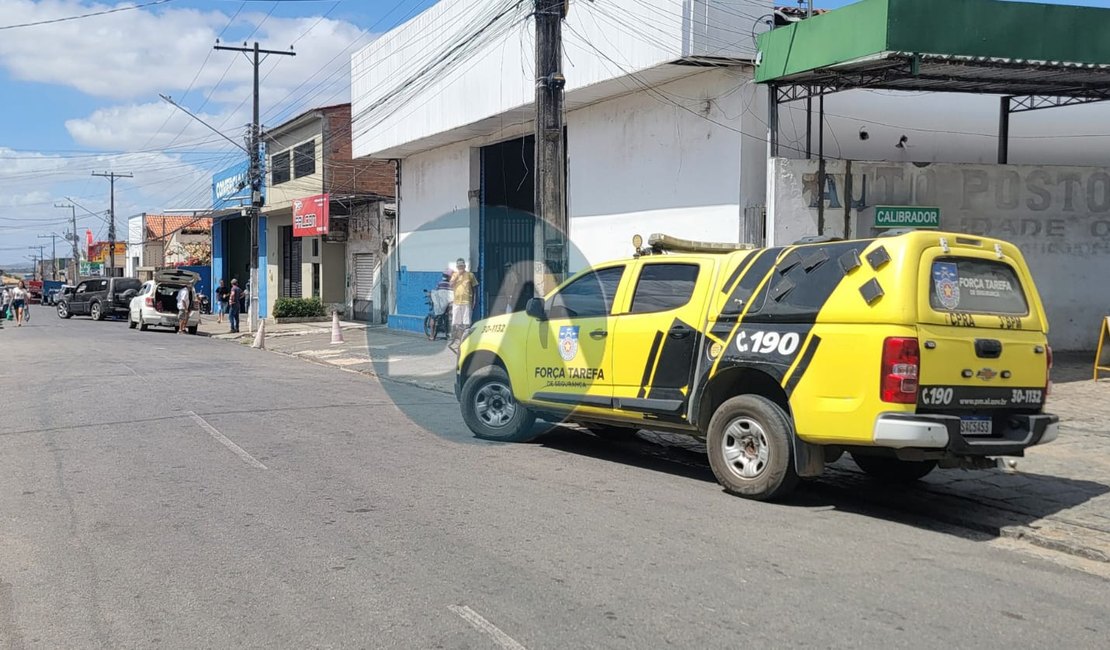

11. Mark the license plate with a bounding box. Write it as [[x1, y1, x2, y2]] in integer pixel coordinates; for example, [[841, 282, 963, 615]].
[[960, 417, 993, 436]]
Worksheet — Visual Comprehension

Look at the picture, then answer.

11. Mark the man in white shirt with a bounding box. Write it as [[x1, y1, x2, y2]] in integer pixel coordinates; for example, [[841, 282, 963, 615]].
[[176, 285, 192, 335]]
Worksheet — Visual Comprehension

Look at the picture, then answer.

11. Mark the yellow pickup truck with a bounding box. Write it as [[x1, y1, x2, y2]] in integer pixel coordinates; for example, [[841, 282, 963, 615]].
[[454, 231, 1058, 501]]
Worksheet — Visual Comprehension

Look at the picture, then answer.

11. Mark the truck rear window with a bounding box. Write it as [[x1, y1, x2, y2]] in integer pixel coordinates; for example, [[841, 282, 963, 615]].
[[930, 258, 1028, 315]]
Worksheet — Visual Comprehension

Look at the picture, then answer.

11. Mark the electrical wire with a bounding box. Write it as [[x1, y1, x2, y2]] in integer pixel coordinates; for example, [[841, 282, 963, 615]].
[[0, 0, 176, 31]]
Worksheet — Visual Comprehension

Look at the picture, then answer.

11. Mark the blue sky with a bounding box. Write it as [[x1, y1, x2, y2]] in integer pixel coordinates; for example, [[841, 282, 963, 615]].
[[2, 0, 1110, 267], [0, 0, 439, 267]]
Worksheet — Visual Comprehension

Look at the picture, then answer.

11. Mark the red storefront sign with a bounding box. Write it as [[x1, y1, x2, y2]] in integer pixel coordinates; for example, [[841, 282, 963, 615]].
[[292, 193, 330, 237]]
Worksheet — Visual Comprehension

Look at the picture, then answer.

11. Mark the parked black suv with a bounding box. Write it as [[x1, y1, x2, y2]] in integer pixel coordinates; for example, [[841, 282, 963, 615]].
[[57, 277, 143, 321]]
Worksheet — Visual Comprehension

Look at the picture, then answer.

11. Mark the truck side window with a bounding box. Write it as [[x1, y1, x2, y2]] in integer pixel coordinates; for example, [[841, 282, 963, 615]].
[[629, 263, 699, 314], [75, 283, 88, 294], [547, 266, 625, 319]]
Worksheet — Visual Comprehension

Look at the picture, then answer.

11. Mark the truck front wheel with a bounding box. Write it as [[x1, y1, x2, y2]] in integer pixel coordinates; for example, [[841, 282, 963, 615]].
[[460, 366, 536, 443], [707, 395, 799, 501]]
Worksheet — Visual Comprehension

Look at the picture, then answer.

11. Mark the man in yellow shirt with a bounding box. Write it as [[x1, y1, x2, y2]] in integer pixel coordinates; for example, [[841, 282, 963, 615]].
[[448, 257, 478, 351]]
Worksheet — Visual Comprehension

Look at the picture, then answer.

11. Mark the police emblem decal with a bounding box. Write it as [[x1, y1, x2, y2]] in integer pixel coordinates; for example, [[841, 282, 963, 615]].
[[932, 261, 960, 310], [558, 325, 579, 361]]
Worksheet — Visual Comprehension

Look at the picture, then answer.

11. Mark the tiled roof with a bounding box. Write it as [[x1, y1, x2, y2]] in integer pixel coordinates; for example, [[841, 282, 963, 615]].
[[144, 215, 211, 240]]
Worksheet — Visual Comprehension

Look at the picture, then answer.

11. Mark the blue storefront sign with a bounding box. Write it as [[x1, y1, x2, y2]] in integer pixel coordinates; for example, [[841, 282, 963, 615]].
[[211, 148, 266, 211]]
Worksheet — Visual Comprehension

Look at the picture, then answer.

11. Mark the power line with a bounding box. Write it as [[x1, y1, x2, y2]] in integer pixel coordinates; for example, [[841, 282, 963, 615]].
[[0, 0, 176, 31]]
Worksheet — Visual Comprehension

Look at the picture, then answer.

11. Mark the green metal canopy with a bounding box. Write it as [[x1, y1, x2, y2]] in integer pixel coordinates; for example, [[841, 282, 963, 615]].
[[756, 0, 1110, 94], [755, 0, 1110, 162]]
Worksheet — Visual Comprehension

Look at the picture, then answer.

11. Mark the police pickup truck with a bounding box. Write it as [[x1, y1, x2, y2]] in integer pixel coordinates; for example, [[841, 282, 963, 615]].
[[454, 231, 1058, 501]]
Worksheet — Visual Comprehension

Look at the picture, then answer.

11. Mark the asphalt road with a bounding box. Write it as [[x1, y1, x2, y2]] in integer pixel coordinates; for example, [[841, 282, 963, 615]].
[[1, 314, 1107, 649]]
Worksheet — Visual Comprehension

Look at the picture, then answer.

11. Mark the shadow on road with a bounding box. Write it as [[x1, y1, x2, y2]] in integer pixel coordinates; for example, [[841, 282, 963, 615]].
[[529, 425, 1110, 553]]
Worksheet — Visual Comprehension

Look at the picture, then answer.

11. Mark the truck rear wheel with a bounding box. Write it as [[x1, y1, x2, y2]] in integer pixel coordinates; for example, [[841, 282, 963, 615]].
[[851, 454, 937, 483], [707, 395, 799, 501], [460, 366, 536, 442]]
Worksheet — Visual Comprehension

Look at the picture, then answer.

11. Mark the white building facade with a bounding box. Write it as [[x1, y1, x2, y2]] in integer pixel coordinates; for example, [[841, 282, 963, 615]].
[[353, 0, 1110, 347]]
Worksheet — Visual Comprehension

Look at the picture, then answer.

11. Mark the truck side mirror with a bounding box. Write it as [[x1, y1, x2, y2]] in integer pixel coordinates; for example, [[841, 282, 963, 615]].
[[525, 297, 546, 321]]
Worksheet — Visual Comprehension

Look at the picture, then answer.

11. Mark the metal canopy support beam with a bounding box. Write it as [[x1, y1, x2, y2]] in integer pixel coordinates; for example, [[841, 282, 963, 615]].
[[998, 96, 1010, 164], [769, 85, 780, 157], [1008, 93, 1110, 113]]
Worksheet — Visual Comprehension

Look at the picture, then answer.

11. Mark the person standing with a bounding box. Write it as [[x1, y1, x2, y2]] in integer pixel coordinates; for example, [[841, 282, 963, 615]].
[[214, 279, 230, 324], [448, 258, 478, 352], [227, 279, 242, 334], [176, 284, 192, 335], [10, 280, 29, 327]]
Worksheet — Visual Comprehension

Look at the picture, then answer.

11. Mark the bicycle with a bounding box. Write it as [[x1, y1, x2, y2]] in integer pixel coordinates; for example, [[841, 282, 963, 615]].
[[423, 289, 452, 341]]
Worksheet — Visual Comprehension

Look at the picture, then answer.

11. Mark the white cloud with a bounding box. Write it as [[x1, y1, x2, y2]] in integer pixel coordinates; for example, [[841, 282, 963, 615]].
[[0, 2, 372, 103], [0, 2, 377, 264], [64, 101, 247, 150]]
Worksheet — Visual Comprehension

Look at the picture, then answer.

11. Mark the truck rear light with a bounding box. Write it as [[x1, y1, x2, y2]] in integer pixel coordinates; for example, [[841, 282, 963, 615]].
[[145, 296, 153, 307], [1045, 345, 1053, 398], [881, 337, 920, 404]]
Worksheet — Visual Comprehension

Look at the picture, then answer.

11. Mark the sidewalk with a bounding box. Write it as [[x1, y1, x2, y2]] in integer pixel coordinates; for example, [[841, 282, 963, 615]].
[[204, 320, 1110, 563]]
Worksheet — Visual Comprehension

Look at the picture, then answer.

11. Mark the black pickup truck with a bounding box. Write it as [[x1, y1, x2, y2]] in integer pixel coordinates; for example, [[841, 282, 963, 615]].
[[56, 277, 143, 321]]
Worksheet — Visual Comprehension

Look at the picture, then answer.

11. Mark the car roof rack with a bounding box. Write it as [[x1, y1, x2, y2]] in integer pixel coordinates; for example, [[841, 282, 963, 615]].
[[641, 233, 758, 256]]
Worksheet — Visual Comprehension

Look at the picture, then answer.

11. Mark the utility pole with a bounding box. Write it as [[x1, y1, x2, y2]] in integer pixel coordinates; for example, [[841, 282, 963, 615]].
[[28, 247, 43, 280], [533, 0, 569, 298], [92, 171, 133, 277], [55, 202, 80, 283], [38, 234, 60, 280], [215, 40, 295, 333]]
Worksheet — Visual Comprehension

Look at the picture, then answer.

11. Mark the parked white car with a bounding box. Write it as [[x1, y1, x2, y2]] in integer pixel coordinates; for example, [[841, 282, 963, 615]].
[[128, 269, 201, 334]]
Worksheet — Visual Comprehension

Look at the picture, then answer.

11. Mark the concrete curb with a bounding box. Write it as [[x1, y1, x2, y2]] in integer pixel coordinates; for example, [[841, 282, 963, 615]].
[[818, 467, 1110, 564]]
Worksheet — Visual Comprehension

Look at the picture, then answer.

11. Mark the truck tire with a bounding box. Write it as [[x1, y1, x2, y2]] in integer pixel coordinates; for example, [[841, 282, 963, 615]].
[[57, 302, 72, 319], [707, 395, 799, 501], [90, 301, 103, 321], [139, 314, 149, 332], [128, 312, 137, 329], [851, 454, 937, 483], [460, 366, 536, 442]]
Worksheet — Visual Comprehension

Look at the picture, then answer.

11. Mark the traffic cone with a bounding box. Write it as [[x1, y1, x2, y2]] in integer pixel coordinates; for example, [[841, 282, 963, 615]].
[[330, 310, 344, 345], [252, 318, 266, 349]]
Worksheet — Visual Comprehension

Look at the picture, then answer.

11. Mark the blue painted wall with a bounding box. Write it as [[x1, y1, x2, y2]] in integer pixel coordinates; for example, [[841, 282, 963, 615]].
[[390, 266, 445, 333], [179, 265, 211, 302], [211, 220, 224, 302], [258, 216, 267, 319]]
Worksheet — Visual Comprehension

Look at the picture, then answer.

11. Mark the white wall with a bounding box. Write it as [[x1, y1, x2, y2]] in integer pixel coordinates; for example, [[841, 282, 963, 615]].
[[396, 141, 474, 273], [777, 91, 1110, 166], [567, 68, 758, 267], [352, 0, 769, 158], [771, 157, 1110, 351]]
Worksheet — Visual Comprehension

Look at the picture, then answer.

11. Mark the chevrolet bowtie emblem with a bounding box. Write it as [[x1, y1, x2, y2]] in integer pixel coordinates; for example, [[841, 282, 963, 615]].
[[976, 368, 998, 381]]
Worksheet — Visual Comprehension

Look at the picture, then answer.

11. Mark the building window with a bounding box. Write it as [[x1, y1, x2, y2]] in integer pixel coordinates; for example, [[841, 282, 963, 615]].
[[311, 262, 321, 298], [271, 151, 291, 185], [311, 237, 319, 257], [293, 140, 316, 178]]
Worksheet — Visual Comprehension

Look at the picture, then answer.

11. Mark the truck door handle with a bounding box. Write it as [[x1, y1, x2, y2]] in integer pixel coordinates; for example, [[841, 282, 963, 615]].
[[590, 329, 608, 339], [975, 338, 1002, 359], [669, 325, 693, 339]]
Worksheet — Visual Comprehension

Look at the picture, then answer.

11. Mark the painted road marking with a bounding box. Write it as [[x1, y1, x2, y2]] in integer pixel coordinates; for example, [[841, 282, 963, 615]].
[[448, 605, 527, 650], [187, 411, 268, 470]]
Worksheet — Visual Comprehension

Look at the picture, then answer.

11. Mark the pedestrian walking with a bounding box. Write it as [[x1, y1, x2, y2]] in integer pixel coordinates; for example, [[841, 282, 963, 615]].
[[176, 285, 192, 335], [448, 258, 478, 352], [227, 279, 242, 333], [215, 279, 230, 324], [10, 280, 29, 327]]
